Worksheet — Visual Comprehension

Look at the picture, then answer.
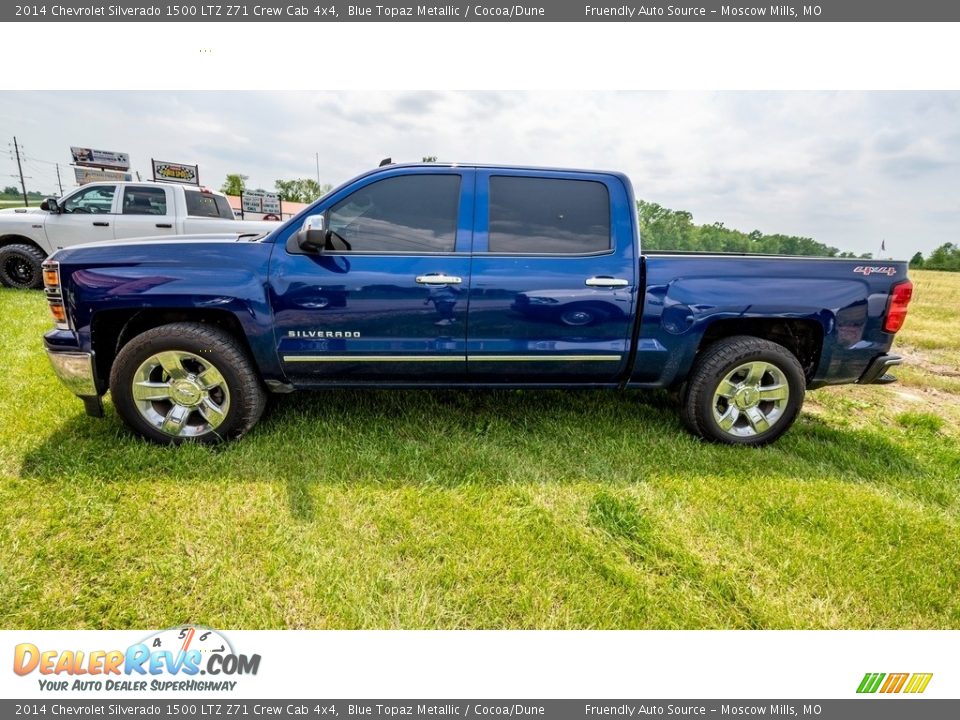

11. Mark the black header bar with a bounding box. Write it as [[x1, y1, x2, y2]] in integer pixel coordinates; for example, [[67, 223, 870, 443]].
[[5, 0, 960, 22]]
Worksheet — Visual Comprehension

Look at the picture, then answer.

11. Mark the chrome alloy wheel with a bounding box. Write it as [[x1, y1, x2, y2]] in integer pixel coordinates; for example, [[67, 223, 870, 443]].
[[711, 361, 790, 438], [131, 350, 231, 438]]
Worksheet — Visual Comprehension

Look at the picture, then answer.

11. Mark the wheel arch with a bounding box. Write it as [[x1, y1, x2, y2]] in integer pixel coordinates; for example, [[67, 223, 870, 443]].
[[90, 308, 259, 392], [0, 234, 49, 255], [696, 317, 824, 382]]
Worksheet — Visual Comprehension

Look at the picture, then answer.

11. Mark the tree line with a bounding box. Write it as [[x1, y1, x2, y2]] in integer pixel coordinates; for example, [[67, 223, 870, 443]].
[[2, 185, 43, 199], [636, 200, 871, 258], [639, 200, 960, 271], [910, 245, 960, 272], [220, 174, 332, 203]]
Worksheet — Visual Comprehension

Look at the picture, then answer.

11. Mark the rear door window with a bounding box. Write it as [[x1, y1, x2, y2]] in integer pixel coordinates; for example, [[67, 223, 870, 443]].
[[122, 186, 168, 215], [488, 176, 610, 254]]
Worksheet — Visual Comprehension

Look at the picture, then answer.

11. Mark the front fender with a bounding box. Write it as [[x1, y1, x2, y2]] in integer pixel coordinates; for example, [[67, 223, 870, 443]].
[[59, 242, 282, 382]]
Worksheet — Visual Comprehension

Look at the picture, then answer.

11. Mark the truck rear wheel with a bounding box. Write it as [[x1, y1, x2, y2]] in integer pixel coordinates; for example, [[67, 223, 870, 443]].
[[681, 335, 805, 446], [0, 243, 46, 289], [110, 322, 266, 445]]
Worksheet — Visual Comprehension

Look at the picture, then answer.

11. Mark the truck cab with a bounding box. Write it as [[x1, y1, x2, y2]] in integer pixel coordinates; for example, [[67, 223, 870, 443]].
[[271, 164, 638, 384]]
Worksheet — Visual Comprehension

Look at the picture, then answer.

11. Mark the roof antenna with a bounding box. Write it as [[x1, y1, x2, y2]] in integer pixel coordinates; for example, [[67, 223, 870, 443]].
[[379, 157, 392, 167]]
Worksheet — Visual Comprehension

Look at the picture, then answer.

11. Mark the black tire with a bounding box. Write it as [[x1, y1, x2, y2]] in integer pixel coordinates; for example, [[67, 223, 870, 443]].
[[110, 322, 266, 445], [680, 335, 806, 446], [0, 243, 46, 290]]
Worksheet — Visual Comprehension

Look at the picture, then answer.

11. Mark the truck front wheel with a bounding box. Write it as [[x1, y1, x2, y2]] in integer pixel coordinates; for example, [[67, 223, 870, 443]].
[[0, 243, 46, 289], [110, 322, 266, 445], [681, 335, 805, 446]]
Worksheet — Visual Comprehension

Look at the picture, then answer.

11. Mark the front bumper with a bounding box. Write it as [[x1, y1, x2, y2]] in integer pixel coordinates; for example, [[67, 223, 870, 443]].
[[45, 349, 104, 417], [857, 353, 902, 385]]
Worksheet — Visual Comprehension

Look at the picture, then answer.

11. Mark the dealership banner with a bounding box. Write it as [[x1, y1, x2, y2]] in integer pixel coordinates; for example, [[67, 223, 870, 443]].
[[152, 160, 200, 185], [70, 146, 130, 170], [73, 167, 133, 184], [1, 630, 957, 704], [5, 0, 960, 22]]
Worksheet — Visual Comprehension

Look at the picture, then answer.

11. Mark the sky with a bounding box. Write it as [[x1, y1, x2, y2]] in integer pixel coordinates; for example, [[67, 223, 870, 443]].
[[1, 90, 957, 257]]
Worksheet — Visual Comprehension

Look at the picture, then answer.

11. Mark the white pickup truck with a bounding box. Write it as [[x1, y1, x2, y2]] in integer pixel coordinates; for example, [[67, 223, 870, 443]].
[[0, 182, 276, 289]]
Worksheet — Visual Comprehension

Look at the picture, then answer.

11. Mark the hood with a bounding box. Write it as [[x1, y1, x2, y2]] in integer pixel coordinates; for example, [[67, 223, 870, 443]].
[[55, 231, 268, 252], [51, 232, 274, 265], [52, 235, 276, 300], [232, 219, 280, 233]]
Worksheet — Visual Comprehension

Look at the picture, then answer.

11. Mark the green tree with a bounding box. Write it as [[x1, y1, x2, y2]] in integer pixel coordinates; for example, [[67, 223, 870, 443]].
[[422, 155, 438, 163], [220, 174, 248, 196], [274, 178, 331, 203], [909, 252, 925, 268], [3, 185, 18, 195], [926, 243, 960, 271], [636, 200, 696, 251]]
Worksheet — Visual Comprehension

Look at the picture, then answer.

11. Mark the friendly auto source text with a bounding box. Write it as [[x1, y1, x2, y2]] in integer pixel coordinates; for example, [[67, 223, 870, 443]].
[[584, 5, 821, 17]]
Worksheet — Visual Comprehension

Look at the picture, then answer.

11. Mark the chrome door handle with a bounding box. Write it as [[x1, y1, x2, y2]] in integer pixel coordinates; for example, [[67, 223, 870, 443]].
[[416, 274, 462, 285], [585, 276, 629, 288]]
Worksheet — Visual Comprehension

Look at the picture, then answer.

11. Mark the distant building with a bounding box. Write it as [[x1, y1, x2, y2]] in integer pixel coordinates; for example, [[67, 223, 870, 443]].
[[224, 194, 308, 221]]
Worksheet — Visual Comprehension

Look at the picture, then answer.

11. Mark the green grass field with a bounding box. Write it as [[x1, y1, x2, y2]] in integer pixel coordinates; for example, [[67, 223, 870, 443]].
[[0, 197, 40, 207], [1, 270, 958, 629]]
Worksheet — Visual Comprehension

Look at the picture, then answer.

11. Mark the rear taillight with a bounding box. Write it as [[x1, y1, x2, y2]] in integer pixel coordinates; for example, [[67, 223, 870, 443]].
[[883, 279, 913, 333], [42, 259, 69, 330]]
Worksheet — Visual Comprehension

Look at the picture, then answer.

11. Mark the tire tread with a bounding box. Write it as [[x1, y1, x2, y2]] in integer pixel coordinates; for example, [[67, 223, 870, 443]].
[[0, 243, 47, 289], [680, 335, 805, 446], [109, 322, 265, 444]]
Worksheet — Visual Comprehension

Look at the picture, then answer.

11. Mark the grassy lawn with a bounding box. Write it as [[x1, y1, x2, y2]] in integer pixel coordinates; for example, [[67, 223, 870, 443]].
[[1, 270, 958, 629]]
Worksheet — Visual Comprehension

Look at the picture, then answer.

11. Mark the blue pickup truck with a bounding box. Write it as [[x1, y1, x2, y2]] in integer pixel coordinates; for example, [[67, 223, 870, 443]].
[[41, 163, 913, 446]]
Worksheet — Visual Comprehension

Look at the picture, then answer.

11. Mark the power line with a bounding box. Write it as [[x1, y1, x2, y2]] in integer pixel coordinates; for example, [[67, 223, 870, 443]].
[[21, 152, 61, 166], [11, 137, 29, 206]]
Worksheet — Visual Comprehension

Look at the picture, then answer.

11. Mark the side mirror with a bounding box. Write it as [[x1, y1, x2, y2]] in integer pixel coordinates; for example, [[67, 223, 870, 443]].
[[296, 215, 328, 252], [41, 198, 61, 213]]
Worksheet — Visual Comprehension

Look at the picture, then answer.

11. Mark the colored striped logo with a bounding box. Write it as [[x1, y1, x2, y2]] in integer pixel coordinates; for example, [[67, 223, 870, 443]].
[[857, 672, 933, 694]]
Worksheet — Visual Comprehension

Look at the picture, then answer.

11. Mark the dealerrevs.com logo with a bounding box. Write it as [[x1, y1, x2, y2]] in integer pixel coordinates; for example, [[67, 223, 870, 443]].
[[13, 626, 261, 693]]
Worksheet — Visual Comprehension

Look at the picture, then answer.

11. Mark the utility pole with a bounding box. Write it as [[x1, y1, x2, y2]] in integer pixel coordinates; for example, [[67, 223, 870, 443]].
[[12, 136, 28, 207], [55, 163, 64, 196]]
